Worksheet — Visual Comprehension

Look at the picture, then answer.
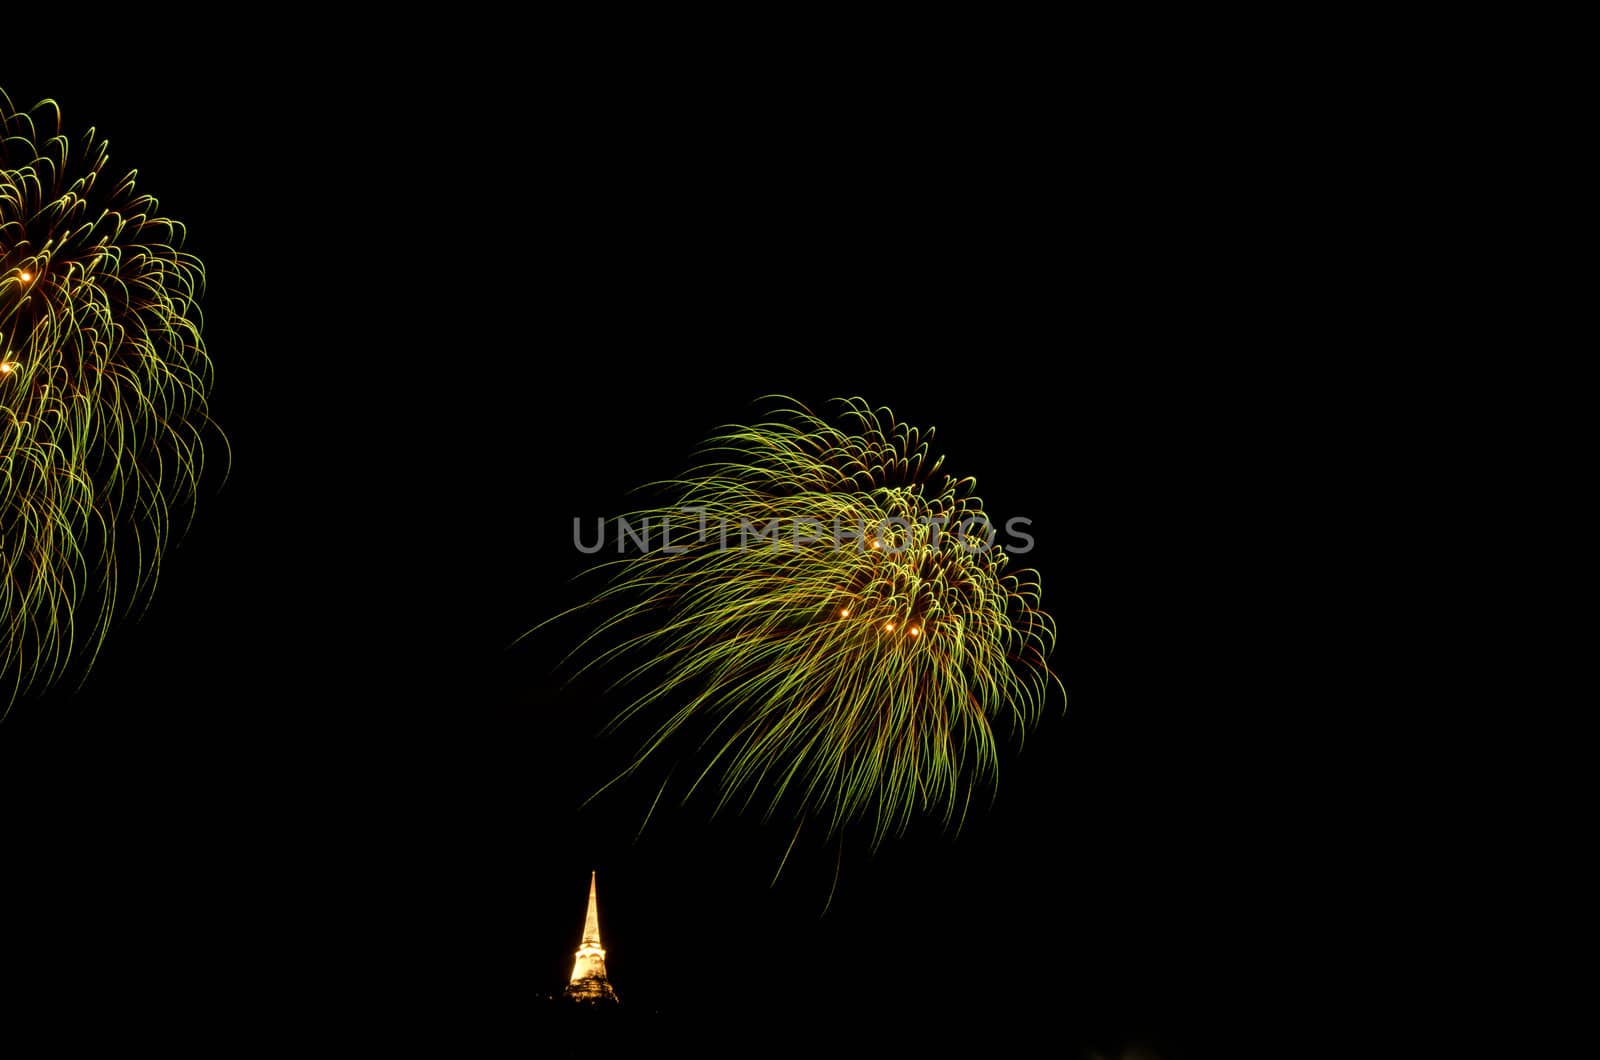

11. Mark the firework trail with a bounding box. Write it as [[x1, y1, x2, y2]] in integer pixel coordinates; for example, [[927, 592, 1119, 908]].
[[1, 88, 222, 711], [552, 396, 1061, 846]]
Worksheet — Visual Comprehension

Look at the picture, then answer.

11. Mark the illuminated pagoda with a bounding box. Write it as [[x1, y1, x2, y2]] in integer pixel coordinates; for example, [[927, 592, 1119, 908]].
[[563, 871, 620, 1003]]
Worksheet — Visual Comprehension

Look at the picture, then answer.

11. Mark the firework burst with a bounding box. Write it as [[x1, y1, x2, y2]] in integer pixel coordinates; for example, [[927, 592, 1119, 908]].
[[1, 88, 222, 710], [556, 397, 1061, 845]]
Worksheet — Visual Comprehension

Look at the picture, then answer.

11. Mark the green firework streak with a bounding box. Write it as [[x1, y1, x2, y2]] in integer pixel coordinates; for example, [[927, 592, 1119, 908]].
[[551, 397, 1063, 847], [1, 89, 224, 711]]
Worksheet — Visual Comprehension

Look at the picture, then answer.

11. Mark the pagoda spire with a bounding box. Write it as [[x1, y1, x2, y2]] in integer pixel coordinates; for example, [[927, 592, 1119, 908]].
[[581, 871, 601, 945], [564, 870, 619, 1003]]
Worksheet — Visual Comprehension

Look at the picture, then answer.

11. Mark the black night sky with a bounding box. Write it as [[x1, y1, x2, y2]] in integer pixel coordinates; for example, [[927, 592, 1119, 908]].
[[2, 48, 1348, 1058]]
